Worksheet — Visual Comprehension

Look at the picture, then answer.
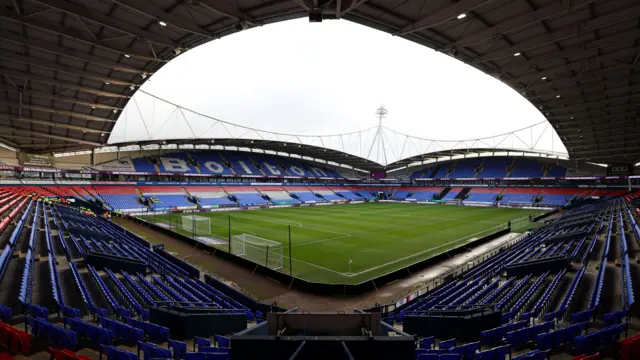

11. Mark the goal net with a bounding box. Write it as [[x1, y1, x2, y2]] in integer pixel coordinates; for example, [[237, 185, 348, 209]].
[[181, 215, 211, 235], [231, 234, 283, 270]]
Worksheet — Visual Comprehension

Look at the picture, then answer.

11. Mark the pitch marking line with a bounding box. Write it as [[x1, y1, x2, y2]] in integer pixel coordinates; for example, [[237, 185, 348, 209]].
[[228, 214, 350, 237], [283, 234, 352, 249], [343, 226, 508, 277]]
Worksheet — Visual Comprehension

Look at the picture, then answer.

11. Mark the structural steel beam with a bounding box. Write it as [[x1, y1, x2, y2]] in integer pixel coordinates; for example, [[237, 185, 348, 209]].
[[399, 0, 496, 35], [0, 115, 107, 134], [453, 0, 599, 47], [502, 28, 640, 72], [0, 53, 136, 87], [112, 0, 217, 39], [0, 30, 146, 74], [0, 85, 121, 110], [0, 101, 116, 122], [0, 128, 103, 146], [32, 0, 178, 47], [474, 5, 640, 62], [0, 69, 130, 98], [195, 0, 259, 25], [0, 9, 164, 62]]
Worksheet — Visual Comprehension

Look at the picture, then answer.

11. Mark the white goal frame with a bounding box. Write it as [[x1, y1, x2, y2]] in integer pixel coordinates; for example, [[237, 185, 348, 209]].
[[181, 215, 211, 235], [231, 234, 283, 270]]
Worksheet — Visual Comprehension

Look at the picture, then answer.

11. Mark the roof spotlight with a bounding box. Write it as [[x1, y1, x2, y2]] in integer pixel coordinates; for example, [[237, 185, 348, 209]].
[[457, 13, 467, 19], [158, 20, 167, 27]]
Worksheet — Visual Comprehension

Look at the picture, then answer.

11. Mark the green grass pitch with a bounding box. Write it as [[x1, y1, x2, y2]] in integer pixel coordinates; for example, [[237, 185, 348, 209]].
[[142, 203, 542, 284]]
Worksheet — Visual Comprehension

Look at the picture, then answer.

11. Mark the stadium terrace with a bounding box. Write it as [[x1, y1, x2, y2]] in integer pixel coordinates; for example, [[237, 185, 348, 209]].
[[1, 0, 640, 360]]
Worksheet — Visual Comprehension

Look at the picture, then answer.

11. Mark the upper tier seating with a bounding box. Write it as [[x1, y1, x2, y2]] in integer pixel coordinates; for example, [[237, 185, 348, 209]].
[[92, 186, 140, 211], [130, 151, 343, 178], [407, 157, 569, 180], [478, 158, 511, 178], [448, 159, 482, 178], [510, 158, 543, 177]]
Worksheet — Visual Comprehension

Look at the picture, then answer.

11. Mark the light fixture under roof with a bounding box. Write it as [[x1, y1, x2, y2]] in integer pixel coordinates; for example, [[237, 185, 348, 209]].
[[124, 54, 130, 58], [104, 82, 110, 85], [571, 116, 575, 119], [514, 52, 521, 57], [457, 13, 467, 19], [91, 106, 96, 109], [556, 95, 561, 98], [158, 20, 167, 27], [541, 76, 547, 80]]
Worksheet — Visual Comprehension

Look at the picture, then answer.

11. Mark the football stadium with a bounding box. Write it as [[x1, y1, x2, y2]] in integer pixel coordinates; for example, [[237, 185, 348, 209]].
[[0, 1, 640, 360]]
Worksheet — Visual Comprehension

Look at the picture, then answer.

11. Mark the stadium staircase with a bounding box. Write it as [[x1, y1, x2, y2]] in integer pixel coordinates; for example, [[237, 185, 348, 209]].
[[437, 188, 451, 200], [444, 163, 456, 178], [186, 153, 202, 174], [505, 158, 517, 177], [217, 152, 237, 176], [473, 159, 485, 178], [454, 188, 471, 200], [247, 156, 267, 177], [427, 165, 440, 178]]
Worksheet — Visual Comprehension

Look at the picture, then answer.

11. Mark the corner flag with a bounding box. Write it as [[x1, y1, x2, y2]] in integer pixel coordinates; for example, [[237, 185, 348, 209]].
[[349, 258, 352, 264]]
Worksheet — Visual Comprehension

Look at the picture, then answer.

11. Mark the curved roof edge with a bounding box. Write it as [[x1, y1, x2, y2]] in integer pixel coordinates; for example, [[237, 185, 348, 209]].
[[386, 148, 569, 172]]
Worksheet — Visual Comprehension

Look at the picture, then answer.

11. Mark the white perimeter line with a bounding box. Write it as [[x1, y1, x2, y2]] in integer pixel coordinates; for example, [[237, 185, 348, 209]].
[[345, 226, 506, 277]]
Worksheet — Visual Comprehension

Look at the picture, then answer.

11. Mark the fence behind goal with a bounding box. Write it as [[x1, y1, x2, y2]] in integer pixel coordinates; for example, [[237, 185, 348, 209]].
[[181, 215, 211, 235], [231, 234, 283, 270]]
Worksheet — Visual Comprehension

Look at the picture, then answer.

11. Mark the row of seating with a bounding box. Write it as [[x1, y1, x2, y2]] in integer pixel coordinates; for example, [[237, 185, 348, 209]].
[[619, 210, 635, 308], [536, 321, 588, 350], [27, 316, 77, 350], [97, 316, 144, 345], [0, 322, 30, 354], [48, 346, 92, 360], [64, 317, 114, 347], [0, 199, 32, 287], [573, 322, 628, 356], [543, 265, 585, 323]]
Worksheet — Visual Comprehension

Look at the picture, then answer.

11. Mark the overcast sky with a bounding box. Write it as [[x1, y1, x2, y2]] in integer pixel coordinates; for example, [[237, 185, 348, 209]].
[[110, 18, 566, 159]]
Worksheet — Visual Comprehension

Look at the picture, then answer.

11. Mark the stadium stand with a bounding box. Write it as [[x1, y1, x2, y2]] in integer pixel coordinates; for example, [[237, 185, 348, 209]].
[[129, 151, 345, 179], [283, 186, 325, 203], [139, 186, 193, 209], [223, 186, 268, 205], [184, 186, 236, 207], [465, 188, 503, 204], [92, 186, 141, 211], [255, 186, 299, 204]]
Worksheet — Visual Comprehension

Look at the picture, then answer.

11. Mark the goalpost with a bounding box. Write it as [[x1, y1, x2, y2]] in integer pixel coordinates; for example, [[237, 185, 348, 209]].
[[231, 234, 283, 270], [181, 215, 211, 236]]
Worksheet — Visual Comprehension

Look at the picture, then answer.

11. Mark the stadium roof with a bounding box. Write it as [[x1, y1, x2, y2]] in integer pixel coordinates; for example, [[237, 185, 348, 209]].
[[1, 0, 639, 165]]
